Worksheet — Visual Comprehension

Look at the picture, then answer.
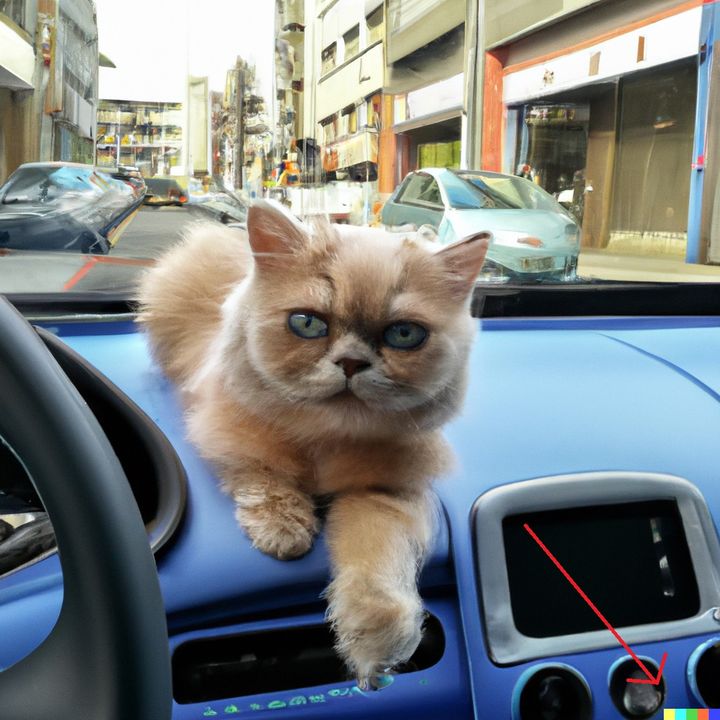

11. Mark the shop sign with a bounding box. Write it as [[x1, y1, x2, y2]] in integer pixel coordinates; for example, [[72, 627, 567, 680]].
[[525, 105, 589, 127], [406, 73, 463, 121], [504, 6, 701, 104]]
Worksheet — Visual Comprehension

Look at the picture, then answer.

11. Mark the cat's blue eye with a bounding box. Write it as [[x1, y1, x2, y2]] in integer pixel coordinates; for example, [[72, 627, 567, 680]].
[[288, 312, 328, 339], [382, 322, 427, 350]]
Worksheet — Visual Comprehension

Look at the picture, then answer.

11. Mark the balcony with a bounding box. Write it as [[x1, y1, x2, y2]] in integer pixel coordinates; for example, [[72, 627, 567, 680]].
[[0, 13, 34, 90]]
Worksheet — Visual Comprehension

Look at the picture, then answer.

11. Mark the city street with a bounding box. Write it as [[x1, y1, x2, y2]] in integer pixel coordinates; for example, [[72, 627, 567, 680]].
[[112, 208, 720, 286], [111, 206, 198, 260]]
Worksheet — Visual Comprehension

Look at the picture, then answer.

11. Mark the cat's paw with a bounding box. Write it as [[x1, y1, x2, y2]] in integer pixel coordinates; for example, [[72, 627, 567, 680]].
[[326, 579, 424, 686], [233, 483, 318, 560]]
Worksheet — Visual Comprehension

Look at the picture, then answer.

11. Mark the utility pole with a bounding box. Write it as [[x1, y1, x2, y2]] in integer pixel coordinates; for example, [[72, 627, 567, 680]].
[[463, 0, 484, 170], [234, 59, 245, 190]]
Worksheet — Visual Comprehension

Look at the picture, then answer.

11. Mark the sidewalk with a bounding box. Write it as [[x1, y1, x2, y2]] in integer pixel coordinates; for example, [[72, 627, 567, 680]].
[[577, 249, 720, 283]]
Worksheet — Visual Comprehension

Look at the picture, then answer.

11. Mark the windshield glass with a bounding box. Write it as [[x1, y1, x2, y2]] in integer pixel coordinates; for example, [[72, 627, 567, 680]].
[[1, 0, 719, 295], [450, 170, 572, 214], [1, 166, 106, 204]]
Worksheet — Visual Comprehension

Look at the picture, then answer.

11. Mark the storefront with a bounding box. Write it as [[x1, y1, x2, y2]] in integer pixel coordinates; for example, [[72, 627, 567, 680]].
[[391, 72, 464, 180], [96, 100, 184, 177], [484, 0, 702, 258]]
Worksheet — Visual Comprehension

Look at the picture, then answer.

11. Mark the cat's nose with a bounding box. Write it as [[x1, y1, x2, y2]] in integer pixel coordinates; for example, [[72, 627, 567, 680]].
[[335, 357, 371, 378]]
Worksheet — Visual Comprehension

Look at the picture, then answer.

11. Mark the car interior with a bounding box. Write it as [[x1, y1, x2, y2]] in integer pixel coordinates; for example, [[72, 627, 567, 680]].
[[1, 282, 720, 719]]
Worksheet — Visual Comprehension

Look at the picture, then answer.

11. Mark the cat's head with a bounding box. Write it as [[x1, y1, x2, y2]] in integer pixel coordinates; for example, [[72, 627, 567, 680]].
[[220, 201, 488, 438]]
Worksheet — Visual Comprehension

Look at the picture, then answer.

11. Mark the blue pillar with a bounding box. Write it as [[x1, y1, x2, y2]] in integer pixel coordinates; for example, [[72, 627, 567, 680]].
[[687, 0, 717, 263]]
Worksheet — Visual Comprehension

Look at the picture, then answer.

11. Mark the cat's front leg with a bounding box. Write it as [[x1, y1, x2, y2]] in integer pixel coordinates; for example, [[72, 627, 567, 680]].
[[185, 395, 318, 561], [324, 488, 434, 687], [225, 470, 318, 560]]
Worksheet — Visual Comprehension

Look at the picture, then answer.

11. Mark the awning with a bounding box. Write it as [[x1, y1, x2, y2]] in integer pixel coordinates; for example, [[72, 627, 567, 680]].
[[0, 21, 34, 90], [322, 131, 378, 172]]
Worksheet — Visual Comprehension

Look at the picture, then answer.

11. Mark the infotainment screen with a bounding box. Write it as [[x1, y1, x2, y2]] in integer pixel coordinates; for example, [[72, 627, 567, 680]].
[[502, 500, 700, 638]]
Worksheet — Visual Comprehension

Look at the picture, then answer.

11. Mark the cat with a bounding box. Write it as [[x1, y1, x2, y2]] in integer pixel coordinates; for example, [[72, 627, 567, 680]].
[[137, 201, 488, 686]]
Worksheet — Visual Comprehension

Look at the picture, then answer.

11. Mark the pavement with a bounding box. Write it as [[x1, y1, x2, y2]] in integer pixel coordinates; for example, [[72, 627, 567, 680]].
[[578, 249, 720, 284]]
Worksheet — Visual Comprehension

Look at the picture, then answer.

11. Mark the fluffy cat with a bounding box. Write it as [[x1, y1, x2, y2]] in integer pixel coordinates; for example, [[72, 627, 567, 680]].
[[137, 202, 488, 685]]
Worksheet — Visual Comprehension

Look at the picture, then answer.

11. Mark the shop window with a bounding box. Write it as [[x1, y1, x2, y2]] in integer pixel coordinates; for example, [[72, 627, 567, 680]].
[[321, 43, 337, 76], [366, 6, 384, 45], [341, 104, 358, 136], [343, 25, 360, 61], [515, 104, 589, 197], [610, 59, 697, 255], [397, 173, 443, 208], [319, 116, 338, 144]]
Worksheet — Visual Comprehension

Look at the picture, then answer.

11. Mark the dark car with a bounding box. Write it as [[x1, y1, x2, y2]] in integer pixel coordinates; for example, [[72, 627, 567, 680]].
[[0, 162, 142, 254], [104, 165, 147, 198], [144, 177, 189, 207]]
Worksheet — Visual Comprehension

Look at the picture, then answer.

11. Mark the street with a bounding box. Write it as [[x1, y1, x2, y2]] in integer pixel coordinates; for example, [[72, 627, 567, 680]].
[[111, 208, 720, 286], [17, 206, 226, 295], [111, 206, 199, 260]]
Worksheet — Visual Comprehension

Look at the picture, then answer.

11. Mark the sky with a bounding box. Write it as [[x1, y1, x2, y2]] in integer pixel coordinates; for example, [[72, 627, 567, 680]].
[[95, 0, 275, 102]]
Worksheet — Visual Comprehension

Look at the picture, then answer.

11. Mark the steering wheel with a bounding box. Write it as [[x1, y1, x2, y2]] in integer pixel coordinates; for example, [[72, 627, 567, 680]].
[[0, 297, 171, 719]]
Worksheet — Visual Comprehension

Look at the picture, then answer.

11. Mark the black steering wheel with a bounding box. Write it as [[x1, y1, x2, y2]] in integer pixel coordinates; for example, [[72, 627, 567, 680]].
[[0, 296, 171, 719]]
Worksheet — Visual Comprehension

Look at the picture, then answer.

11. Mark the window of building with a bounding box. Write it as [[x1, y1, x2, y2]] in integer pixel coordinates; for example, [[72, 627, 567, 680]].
[[610, 59, 697, 255], [0, 0, 25, 30], [366, 5, 384, 45], [321, 43, 337, 76], [343, 25, 360, 61]]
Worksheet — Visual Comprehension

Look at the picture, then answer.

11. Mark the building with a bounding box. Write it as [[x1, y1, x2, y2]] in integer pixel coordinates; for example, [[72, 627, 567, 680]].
[[0, 0, 99, 183], [96, 76, 217, 180], [271, 0, 392, 219], [383, 0, 466, 193], [276, 0, 468, 217], [214, 57, 271, 195], [96, 99, 184, 177], [476, 0, 705, 262]]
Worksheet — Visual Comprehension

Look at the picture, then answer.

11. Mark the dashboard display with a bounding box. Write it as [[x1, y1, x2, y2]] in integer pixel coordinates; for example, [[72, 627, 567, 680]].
[[502, 500, 700, 638]]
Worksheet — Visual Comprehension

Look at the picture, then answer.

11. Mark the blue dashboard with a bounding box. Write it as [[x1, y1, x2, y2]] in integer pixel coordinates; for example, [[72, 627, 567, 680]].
[[2, 311, 720, 719]]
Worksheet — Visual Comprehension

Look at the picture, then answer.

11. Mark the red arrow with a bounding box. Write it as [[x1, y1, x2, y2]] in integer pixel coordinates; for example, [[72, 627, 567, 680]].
[[523, 523, 667, 685]]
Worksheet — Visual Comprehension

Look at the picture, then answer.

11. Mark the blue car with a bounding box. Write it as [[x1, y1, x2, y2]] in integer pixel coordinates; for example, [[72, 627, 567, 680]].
[[381, 168, 581, 282]]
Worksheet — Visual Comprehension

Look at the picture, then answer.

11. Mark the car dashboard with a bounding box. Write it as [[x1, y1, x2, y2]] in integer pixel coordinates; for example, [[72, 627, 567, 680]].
[[1, 286, 720, 719]]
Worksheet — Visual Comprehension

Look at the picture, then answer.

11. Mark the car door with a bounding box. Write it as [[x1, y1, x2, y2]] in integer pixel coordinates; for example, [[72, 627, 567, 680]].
[[383, 172, 446, 231]]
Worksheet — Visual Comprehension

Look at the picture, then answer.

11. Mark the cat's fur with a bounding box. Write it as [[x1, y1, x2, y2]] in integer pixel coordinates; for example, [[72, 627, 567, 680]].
[[137, 202, 488, 685]]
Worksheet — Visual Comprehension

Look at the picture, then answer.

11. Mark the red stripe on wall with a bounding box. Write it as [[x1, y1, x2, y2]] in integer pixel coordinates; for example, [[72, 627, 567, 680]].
[[482, 49, 508, 172]]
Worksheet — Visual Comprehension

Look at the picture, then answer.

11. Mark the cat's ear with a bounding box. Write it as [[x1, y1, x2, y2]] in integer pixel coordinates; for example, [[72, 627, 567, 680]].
[[435, 231, 491, 297], [247, 201, 308, 268]]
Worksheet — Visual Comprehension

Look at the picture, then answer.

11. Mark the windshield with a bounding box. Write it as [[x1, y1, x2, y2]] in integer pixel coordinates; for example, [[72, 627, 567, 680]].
[[450, 170, 572, 215], [1, 0, 719, 295], [1, 166, 108, 204]]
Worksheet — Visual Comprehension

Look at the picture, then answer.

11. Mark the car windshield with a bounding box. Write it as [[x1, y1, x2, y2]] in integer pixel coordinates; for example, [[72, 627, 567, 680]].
[[1, 0, 719, 295], [1, 166, 103, 204], [449, 170, 570, 214]]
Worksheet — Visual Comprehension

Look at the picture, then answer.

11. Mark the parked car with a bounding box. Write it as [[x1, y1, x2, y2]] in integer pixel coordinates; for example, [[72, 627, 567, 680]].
[[0, 162, 142, 254], [381, 168, 581, 282], [144, 177, 189, 207], [103, 165, 147, 199]]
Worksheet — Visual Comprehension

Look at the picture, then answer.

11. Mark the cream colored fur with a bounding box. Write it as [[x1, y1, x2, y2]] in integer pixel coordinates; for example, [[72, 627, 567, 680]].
[[136, 202, 488, 685]]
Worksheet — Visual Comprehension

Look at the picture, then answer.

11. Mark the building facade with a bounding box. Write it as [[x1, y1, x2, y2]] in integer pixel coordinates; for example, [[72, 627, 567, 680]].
[[0, 0, 98, 183], [96, 99, 184, 177], [478, 0, 705, 261], [383, 0, 466, 193]]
